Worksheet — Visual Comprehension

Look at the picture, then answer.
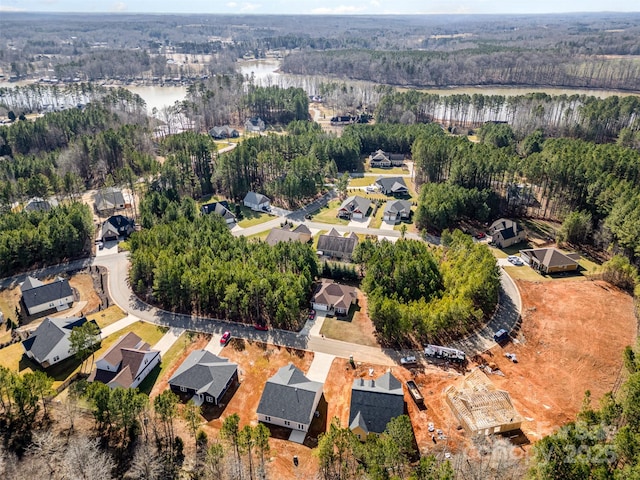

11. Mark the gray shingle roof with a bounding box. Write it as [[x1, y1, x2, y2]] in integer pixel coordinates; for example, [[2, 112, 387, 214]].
[[317, 232, 358, 257], [375, 177, 408, 194], [201, 202, 236, 221], [383, 200, 412, 216], [257, 364, 322, 425], [349, 372, 404, 435], [311, 280, 357, 311], [21, 278, 73, 310], [339, 196, 371, 215], [95, 187, 125, 211], [169, 350, 238, 399], [265, 228, 309, 246], [521, 248, 580, 269], [22, 316, 92, 364], [24, 197, 58, 212], [243, 191, 270, 206]]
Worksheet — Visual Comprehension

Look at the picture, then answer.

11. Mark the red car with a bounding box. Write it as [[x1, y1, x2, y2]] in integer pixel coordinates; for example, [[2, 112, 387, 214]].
[[308, 310, 316, 320], [253, 323, 268, 331], [220, 331, 231, 345], [475, 232, 486, 239]]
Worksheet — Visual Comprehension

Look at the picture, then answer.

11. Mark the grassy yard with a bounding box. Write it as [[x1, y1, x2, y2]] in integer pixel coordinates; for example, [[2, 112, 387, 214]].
[[137, 330, 193, 395], [237, 205, 273, 228], [309, 200, 349, 225], [348, 177, 375, 187], [0, 320, 168, 392], [366, 167, 408, 175], [320, 312, 378, 348], [87, 305, 127, 329], [369, 206, 385, 229], [313, 230, 328, 250], [244, 230, 271, 242], [0, 284, 21, 325], [490, 246, 509, 259]]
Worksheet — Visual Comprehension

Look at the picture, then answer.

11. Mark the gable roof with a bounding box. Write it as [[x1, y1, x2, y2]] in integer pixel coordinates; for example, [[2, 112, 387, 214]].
[[265, 227, 310, 246], [521, 248, 580, 269], [201, 202, 236, 221], [375, 177, 408, 193], [209, 125, 238, 138], [370, 150, 405, 162], [90, 331, 159, 388], [24, 197, 58, 212], [22, 316, 92, 363], [349, 372, 404, 435], [95, 187, 125, 211], [317, 231, 358, 256], [311, 280, 357, 311], [293, 224, 311, 235], [383, 200, 412, 216], [102, 215, 134, 238], [21, 277, 73, 310], [339, 196, 371, 214], [169, 350, 238, 399], [257, 363, 323, 425], [243, 191, 270, 206], [21, 276, 44, 292]]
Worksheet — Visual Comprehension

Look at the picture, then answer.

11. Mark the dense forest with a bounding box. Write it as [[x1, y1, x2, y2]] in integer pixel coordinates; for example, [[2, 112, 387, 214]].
[[129, 196, 318, 328], [353, 232, 500, 344], [0, 202, 93, 276]]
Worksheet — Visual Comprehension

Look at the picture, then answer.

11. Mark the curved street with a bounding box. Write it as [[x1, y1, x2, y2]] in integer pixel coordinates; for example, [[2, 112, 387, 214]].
[[2, 190, 522, 367]]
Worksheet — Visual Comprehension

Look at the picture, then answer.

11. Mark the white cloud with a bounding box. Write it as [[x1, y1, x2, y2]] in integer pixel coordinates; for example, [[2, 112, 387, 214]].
[[311, 5, 366, 14], [226, 1, 237, 6], [370, 0, 380, 6], [112, 2, 127, 11], [240, 2, 260, 11], [0, 5, 26, 11]]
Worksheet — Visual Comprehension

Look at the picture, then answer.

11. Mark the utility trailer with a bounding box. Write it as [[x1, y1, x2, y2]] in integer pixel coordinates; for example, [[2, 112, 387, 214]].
[[424, 344, 466, 364], [406, 380, 424, 406]]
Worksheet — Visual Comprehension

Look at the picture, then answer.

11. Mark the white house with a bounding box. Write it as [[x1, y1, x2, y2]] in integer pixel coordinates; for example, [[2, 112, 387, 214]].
[[488, 218, 526, 248], [338, 196, 371, 220], [383, 200, 412, 223], [21, 276, 74, 317], [311, 280, 357, 317], [257, 363, 323, 433], [89, 332, 160, 389], [22, 316, 100, 368], [243, 192, 271, 211]]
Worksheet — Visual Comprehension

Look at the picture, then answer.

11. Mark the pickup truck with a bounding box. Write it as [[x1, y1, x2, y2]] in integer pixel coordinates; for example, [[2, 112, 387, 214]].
[[400, 355, 417, 366]]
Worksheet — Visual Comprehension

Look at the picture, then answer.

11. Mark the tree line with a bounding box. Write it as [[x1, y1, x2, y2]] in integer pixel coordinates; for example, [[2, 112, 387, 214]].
[[129, 202, 318, 328], [353, 232, 500, 344], [0, 202, 93, 276]]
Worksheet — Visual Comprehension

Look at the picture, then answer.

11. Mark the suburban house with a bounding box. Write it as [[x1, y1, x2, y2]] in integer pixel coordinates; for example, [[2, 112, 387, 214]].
[[208, 125, 239, 140], [488, 219, 525, 248], [445, 368, 523, 436], [311, 279, 357, 316], [349, 372, 405, 440], [94, 187, 127, 213], [519, 247, 580, 274], [22, 316, 99, 368], [168, 350, 239, 406], [369, 150, 405, 168], [243, 192, 271, 211], [256, 363, 323, 433], [100, 215, 135, 242], [24, 197, 58, 212], [245, 116, 266, 133], [383, 200, 412, 223], [201, 201, 236, 225], [375, 177, 409, 196], [338, 195, 372, 219], [21, 276, 74, 317], [89, 332, 161, 389], [265, 224, 312, 246], [316, 228, 359, 260]]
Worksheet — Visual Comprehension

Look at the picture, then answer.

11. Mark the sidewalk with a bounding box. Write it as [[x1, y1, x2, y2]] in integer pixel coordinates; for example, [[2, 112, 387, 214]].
[[100, 314, 140, 337], [153, 327, 185, 356]]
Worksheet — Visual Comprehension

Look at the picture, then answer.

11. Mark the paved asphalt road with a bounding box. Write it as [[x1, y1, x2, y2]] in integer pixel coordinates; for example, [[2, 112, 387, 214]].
[[2, 188, 521, 366]]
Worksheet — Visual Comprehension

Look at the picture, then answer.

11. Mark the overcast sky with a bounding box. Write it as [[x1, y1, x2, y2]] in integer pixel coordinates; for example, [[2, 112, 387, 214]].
[[0, 0, 638, 14]]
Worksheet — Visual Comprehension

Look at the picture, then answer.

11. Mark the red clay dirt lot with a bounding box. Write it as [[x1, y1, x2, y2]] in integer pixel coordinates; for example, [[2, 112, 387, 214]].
[[484, 279, 637, 444]]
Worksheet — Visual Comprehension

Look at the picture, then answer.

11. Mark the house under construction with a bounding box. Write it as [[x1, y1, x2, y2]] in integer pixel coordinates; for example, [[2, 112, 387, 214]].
[[444, 368, 523, 436]]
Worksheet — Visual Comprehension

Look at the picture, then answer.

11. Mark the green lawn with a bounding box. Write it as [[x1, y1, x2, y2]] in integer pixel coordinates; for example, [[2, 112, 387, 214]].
[[320, 310, 378, 348], [348, 177, 375, 187], [367, 167, 408, 175], [490, 246, 509, 259], [88, 306, 127, 329], [369, 206, 385, 229], [237, 205, 273, 228], [244, 230, 271, 242], [309, 200, 349, 225], [137, 330, 194, 396], [97, 321, 167, 355]]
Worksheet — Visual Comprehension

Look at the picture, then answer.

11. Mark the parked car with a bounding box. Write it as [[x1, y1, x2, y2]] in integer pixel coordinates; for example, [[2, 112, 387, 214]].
[[220, 331, 231, 345], [475, 232, 486, 239], [493, 329, 509, 344], [508, 256, 523, 265], [253, 323, 268, 331], [400, 355, 417, 366], [308, 310, 316, 320]]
